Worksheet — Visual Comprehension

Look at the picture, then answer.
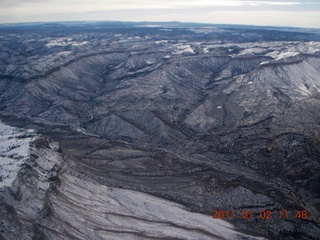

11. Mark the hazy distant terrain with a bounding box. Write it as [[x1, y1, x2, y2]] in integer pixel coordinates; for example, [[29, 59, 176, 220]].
[[0, 22, 320, 239]]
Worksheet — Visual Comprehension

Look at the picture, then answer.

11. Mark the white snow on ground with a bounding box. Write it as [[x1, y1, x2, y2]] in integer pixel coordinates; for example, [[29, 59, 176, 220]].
[[253, 59, 320, 97], [0, 121, 37, 188], [146, 60, 155, 65], [172, 44, 195, 55], [48, 172, 266, 240], [259, 61, 269, 66], [265, 50, 300, 61], [202, 47, 210, 53], [236, 43, 311, 60], [197, 41, 319, 61], [45, 38, 88, 48], [237, 48, 267, 56], [71, 41, 88, 46], [216, 67, 233, 80], [56, 51, 72, 58], [155, 40, 168, 44], [189, 27, 226, 34]]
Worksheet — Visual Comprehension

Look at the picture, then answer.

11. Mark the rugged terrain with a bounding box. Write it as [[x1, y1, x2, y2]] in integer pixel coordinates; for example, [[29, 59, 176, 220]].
[[0, 121, 264, 240], [0, 22, 320, 239]]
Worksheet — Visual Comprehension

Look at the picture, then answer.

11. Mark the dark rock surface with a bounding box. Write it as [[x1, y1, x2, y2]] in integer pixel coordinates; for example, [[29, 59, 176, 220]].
[[0, 22, 320, 239]]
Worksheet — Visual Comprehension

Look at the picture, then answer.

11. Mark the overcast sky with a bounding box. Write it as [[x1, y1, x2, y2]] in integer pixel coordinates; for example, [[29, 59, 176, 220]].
[[0, 0, 319, 28]]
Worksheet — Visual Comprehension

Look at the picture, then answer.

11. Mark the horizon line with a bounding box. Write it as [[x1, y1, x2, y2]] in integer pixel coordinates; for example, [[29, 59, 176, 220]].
[[0, 19, 319, 30]]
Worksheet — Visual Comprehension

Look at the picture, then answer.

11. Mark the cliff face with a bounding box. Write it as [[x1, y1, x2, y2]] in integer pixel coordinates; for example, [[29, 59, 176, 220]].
[[0, 23, 320, 239], [0, 121, 63, 239]]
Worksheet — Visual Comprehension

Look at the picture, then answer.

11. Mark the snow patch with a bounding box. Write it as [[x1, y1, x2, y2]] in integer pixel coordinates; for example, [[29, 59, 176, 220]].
[[45, 38, 88, 48], [0, 122, 37, 188], [238, 47, 266, 56], [146, 60, 155, 65], [155, 40, 168, 44], [202, 48, 210, 53], [266, 50, 300, 61], [51, 173, 267, 240], [172, 44, 195, 55]]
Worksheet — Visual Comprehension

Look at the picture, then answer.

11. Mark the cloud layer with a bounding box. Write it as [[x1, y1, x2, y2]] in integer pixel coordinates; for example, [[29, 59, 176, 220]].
[[0, 0, 319, 28]]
